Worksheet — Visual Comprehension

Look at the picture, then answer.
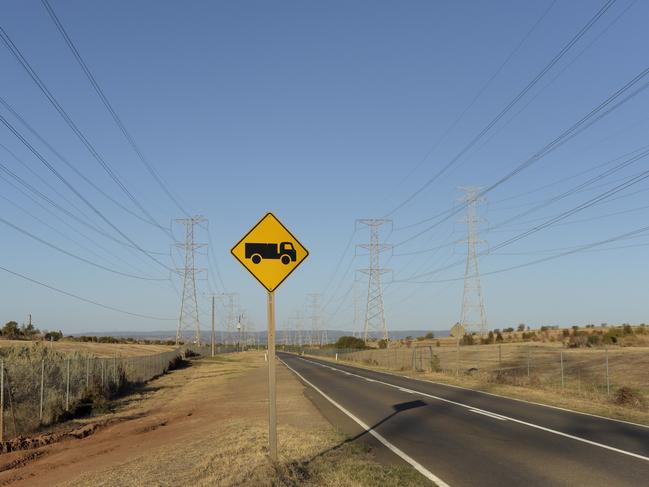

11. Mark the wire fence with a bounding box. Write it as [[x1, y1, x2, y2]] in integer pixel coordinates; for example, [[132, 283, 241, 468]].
[[304, 344, 649, 404], [0, 348, 182, 440]]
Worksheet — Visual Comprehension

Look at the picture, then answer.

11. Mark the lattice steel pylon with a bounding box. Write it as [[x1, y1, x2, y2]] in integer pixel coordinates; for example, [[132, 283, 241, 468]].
[[356, 219, 392, 345], [224, 293, 239, 347], [175, 216, 206, 345], [458, 187, 487, 338], [306, 293, 322, 347], [292, 310, 303, 347]]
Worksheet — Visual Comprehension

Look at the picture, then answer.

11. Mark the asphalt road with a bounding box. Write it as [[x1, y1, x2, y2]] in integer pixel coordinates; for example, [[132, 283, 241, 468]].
[[279, 352, 649, 486]]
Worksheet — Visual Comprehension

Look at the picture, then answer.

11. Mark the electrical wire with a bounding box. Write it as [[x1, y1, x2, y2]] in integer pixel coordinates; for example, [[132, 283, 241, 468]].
[[384, 0, 617, 217], [40, 0, 190, 217], [0, 264, 176, 320], [0, 25, 173, 237]]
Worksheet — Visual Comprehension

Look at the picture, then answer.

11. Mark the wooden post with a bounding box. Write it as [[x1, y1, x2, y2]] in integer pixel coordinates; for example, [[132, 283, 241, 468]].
[[605, 348, 610, 396], [560, 351, 565, 389], [455, 334, 460, 377], [0, 359, 4, 442], [267, 291, 277, 461], [65, 358, 70, 411], [39, 359, 45, 423]]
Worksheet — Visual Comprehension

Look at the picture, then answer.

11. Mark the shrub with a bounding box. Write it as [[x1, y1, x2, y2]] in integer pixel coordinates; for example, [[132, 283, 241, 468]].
[[587, 334, 601, 346], [334, 336, 366, 349], [613, 387, 645, 408]]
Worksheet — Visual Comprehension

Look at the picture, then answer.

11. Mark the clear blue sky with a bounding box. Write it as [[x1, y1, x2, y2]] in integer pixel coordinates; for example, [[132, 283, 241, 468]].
[[1, 0, 648, 335]]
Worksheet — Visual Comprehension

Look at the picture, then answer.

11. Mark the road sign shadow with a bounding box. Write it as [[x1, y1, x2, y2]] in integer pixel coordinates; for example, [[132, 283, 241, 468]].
[[299, 399, 428, 465]]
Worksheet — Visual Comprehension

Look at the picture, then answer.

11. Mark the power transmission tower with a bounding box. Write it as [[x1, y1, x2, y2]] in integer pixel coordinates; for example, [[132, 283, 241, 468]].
[[282, 321, 290, 347], [291, 310, 303, 347], [357, 219, 392, 345], [175, 216, 206, 345], [307, 293, 322, 347], [224, 293, 239, 347], [458, 187, 487, 338]]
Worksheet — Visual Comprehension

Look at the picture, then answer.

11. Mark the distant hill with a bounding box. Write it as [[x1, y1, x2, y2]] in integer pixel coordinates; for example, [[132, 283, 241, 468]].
[[70, 328, 450, 344]]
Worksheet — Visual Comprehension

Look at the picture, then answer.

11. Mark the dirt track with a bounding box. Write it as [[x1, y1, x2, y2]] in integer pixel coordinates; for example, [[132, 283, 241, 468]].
[[0, 353, 329, 486]]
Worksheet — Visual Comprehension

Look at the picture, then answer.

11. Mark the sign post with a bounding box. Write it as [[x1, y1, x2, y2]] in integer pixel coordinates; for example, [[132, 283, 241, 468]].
[[231, 212, 308, 462], [267, 290, 277, 460]]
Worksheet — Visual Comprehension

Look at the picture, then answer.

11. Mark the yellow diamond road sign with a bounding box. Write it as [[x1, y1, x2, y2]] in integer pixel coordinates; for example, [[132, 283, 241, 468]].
[[231, 212, 309, 292]]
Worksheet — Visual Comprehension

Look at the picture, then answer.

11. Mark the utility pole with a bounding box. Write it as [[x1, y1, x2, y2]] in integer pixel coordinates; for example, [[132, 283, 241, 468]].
[[357, 219, 392, 346], [225, 293, 239, 348], [458, 187, 487, 338], [175, 216, 206, 345]]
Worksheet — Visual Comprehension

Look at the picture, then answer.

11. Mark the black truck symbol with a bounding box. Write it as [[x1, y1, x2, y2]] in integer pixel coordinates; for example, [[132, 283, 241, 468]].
[[245, 242, 296, 265]]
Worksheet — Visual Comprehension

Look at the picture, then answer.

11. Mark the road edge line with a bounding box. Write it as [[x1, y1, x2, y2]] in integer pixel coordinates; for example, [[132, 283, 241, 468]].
[[279, 358, 450, 487]]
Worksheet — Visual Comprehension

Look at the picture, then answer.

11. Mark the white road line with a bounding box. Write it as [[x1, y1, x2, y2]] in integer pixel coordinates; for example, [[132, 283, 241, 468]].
[[280, 358, 450, 487], [470, 409, 508, 421], [297, 356, 649, 464]]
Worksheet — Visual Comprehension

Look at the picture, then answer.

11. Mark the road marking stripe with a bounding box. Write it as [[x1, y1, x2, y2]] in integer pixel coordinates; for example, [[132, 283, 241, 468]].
[[280, 358, 450, 487], [398, 387, 416, 393], [298, 356, 649, 463], [470, 409, 508, 421]]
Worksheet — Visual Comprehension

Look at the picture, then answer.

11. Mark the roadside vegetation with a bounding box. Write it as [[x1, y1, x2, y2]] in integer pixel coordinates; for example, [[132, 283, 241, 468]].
[[0, 351, 429, 486]]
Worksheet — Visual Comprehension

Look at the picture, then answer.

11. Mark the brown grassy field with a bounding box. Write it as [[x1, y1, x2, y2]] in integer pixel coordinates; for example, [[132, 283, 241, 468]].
[[0, 339, 175, 357], [0, 352, 427, 486]]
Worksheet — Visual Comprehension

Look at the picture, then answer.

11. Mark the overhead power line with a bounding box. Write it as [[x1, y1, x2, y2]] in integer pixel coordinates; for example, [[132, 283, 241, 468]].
[[0, 215, 169, 281], [40, 0, 190, 217], [392, 0, 558, 193], [0, 113, 173, 271], [0, 96, 170, 229], [400, 225, 649, 285], [0, 264, 175, 321], [0, 24, 172, 237], [384, 0, 617, 217], [394, 63, 649, 249]]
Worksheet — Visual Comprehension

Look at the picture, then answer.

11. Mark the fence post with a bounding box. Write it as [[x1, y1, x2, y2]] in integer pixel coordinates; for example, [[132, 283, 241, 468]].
[[101, 360, 105, 389], [412, 349, 416, 371], [605, 348, 610, 396], [560, 351, 564, 389], [86, 357, 90, 389], [0, 359, 4, 442], [498, 344, 502, 371], [335, 353, 338, 361], [39, 359, 45, 423], [527, 347, 531, 378], [66, 358, 70, 411]]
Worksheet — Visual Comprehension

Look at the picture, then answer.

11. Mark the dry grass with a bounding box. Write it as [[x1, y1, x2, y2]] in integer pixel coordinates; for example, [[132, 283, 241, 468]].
[[3, 352, 427, 487], [0, 340, 175, 357]]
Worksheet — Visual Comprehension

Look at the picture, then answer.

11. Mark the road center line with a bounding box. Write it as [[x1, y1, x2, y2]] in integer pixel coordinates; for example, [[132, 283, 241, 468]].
[[297, 356, 649, 464], [470, 409, 508, 421], [280, 358, 450, 487]]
